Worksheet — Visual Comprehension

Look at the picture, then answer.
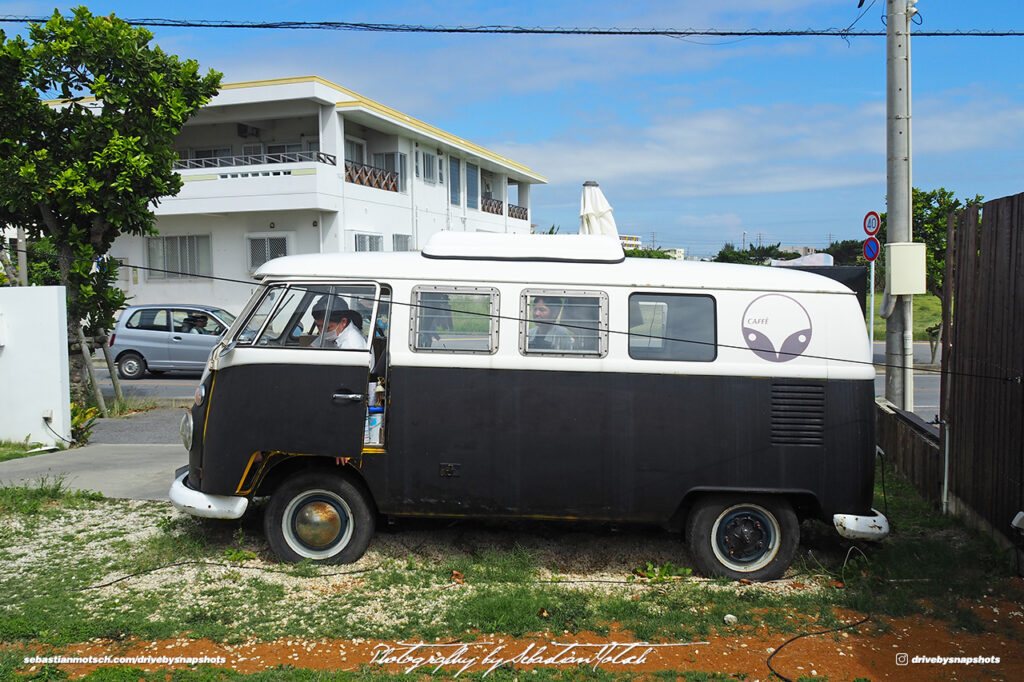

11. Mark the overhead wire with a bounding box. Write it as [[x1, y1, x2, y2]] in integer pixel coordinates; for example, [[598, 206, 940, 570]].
[[0, 16, 1022, 38], [3, 244, 1019, 385]]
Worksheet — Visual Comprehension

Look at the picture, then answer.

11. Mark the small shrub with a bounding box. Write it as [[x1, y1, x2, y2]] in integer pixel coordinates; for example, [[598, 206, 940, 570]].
[[70, 403, 100, 445]]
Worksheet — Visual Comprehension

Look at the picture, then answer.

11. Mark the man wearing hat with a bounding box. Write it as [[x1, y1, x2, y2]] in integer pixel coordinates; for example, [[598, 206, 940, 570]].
[[311, 296, 368, 350]]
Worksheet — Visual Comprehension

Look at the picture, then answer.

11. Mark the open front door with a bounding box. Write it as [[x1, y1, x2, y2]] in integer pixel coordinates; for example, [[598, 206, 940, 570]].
[[199, 282, 381, 495]]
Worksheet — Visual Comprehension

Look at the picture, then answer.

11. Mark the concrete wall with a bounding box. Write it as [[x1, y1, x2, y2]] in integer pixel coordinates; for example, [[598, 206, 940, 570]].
[[0, 286, 71, 447]]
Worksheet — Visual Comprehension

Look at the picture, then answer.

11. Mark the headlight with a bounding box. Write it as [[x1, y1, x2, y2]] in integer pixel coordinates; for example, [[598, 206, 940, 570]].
[[180, 410, 194, 451], [194, 383, 206, 406]]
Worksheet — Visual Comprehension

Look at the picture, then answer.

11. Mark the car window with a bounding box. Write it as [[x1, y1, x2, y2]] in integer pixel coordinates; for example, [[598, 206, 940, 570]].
[[173, 309, 226, 336], [125, 308, 169, 332]]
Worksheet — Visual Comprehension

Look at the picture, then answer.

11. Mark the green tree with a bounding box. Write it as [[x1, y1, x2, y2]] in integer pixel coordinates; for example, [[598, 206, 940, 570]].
[[624, 248, 671, 259], [878, 187, 982, 298], [0, 7, 221, 402], [823, 239, 866, 266], [713, 242, 797, 265]]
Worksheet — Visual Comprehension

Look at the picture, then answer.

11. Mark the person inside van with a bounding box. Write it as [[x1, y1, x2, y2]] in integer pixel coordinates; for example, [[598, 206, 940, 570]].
[[528, 296, 573, 351], [312, 303, 367, 350]]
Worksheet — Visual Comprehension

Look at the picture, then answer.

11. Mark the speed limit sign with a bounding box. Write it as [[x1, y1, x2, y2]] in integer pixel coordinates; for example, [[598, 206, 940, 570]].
[[863, 211, 881, 236]]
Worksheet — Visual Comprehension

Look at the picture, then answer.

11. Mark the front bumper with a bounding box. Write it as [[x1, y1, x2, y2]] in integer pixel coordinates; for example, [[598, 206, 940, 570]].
[[833, 508, 890, 541], [169, 467, 249, 519]]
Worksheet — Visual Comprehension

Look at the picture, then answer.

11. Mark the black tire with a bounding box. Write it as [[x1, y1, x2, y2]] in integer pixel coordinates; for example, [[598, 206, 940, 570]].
[[686, 494, 799, 581], [264, 470, 375, 564], [116, 352, 146, 380]]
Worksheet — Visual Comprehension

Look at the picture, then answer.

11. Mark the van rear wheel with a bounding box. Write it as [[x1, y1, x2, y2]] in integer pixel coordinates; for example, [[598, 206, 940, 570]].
[[116, 352, 146, 380], [686, 495, 798, 581], [264, 471, 375, 564]]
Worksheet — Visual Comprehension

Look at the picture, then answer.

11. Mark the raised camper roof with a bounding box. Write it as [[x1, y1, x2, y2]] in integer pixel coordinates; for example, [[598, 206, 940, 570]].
[[420, 232, 625, 263]]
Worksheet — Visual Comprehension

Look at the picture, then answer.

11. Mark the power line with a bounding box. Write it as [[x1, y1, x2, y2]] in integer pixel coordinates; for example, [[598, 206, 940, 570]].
[[1, 16, 1023, 38]]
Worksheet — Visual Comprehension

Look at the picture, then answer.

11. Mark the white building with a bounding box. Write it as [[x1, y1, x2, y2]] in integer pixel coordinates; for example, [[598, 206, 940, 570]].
[[109, 76, 546, 313], [619, 234, 642, 249]]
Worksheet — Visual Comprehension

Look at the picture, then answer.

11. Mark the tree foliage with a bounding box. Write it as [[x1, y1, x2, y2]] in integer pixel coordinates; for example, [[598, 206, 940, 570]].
[[713, 242, 798, 265], [624, 248, 671, 259], [0, 6, 221, 330], [878, 187, 983, 298], [822, 239, 866, 267]]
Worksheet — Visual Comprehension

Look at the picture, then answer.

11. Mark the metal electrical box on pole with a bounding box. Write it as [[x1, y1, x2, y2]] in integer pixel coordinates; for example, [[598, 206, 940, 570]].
[[885, 0, 918, 411]]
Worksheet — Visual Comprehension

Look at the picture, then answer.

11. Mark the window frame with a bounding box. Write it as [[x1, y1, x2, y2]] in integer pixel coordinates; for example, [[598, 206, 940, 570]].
[[145, 235, 212, 280], [449, 157, 461, 205], [421, 151, 437, 184], [519, 288, 609, 358], [627, 292, 718, 362], [354, 233, 384, 252], [409, 285, 500, 355], [245, 231, 293, 273]]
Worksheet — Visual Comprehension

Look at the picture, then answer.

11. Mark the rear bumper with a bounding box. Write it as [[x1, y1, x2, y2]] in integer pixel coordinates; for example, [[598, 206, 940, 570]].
[[833, 508, 890, 541], [169, 467, 248, 519]]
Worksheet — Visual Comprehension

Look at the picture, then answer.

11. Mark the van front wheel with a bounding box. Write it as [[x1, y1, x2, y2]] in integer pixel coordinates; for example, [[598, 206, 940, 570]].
[[264, 471, 375, 564], [686, 495, 798, 581]]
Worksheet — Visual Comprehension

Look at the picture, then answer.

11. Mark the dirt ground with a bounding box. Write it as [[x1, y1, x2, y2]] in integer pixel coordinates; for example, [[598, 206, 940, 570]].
[[18, 596, 1024, 681]]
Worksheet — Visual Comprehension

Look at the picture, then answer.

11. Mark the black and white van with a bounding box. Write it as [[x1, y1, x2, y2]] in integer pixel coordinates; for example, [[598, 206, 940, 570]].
[[170, 233, 888, 581]]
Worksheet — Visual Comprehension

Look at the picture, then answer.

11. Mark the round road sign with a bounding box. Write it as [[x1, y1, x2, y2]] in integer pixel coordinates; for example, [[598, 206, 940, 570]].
[[864, 211, 881, 236], [864, 236, 881, 262]]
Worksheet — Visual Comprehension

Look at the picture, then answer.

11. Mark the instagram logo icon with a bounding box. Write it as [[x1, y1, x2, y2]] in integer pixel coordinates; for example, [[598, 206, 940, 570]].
[[896, 653, 909, 666]]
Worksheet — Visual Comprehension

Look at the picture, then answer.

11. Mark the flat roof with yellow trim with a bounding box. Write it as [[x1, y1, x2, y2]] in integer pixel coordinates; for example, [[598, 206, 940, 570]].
[[218, 76, 546, 183]]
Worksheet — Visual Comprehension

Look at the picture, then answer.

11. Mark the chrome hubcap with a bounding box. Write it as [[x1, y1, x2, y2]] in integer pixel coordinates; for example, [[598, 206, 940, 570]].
[[294, 500, 343, 548]]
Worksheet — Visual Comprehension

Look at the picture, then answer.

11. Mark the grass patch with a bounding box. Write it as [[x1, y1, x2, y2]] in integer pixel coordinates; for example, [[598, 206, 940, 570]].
[[0, 440, 58, 463], [0, 477, 103, 515], [104, 396, 159, 417], [868, 292, 943, 342], [0, 456, 1019, 677]]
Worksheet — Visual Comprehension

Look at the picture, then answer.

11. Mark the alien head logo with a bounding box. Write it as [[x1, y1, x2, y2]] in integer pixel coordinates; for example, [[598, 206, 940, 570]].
[[742, 294, 812, 363]]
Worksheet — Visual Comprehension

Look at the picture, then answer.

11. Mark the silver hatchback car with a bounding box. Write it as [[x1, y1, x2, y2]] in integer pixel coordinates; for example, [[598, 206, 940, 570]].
[[109, 304, 235, 379]]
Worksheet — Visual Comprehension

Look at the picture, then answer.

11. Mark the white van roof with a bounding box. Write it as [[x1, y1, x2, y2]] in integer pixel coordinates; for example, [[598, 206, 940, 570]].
[[255, 234, 852, 295]]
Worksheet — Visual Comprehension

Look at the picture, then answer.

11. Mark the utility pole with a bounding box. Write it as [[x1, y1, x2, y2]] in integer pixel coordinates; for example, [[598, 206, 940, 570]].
[[885, 0, 917, 410]]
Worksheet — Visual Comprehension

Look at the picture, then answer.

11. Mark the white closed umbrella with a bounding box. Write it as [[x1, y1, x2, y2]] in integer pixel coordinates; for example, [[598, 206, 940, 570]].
[[579, 181, 619, 237]]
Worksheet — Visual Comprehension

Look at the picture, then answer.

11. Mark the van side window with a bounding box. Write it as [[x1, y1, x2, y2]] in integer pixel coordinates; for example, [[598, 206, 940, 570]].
[[410, 286, 498, 354], [235, 284, 378, 349], [520, 290, 608, 357], [628, 293, 716, 362]]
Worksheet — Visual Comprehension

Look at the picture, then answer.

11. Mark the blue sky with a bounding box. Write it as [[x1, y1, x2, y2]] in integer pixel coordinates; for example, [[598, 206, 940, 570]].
[[3, 1, 1023, 256]]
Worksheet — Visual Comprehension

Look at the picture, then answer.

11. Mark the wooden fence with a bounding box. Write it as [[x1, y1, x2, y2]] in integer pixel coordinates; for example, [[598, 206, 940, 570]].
[[941, 191, 1024, 554]]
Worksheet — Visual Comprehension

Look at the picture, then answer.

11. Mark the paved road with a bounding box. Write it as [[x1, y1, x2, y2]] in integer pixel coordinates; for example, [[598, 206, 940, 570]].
[[0, 408, 187, 501]]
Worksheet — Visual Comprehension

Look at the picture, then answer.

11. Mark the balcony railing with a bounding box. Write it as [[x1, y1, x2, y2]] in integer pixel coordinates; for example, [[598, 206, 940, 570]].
[[508, 203, 528, 220], [173, 151, 337, 170], [481, 197, 504, 216], [345, 160, 398, 192]]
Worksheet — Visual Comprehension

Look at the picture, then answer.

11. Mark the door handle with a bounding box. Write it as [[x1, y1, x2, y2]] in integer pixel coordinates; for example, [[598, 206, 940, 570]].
[[332, 393, 365, 402], [172, 336, 183, 342]]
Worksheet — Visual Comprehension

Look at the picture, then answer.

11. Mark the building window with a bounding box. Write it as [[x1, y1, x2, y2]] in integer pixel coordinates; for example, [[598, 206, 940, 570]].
[[344, 137, 366, 164], [146, 235, 211, 280], [466, 163, 479, 210], [411, 286, 499, 354], [355, 234, 383, 252], [246, 233, 290, 272], [520, 290, 608, 357], [191, 147, 232, 160], [422, 152, 436, 183], [393, 234, 413, 252], [372, 152, 408, 192], [628, 293, 717, 361], [449, 158, 461, 205]]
